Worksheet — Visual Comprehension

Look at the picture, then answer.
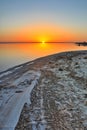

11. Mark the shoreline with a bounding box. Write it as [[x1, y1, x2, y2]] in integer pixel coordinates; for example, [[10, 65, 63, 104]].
[[0, 50, 87, 74], [0, 50, 87, 130]]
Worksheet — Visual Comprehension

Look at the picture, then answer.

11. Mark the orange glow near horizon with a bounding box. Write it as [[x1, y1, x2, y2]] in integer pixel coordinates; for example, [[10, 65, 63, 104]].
[[0, 22, 85, 42]]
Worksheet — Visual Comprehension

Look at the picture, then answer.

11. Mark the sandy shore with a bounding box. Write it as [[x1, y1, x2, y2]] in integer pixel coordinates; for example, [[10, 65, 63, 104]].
[[0, 50, 87, 130]]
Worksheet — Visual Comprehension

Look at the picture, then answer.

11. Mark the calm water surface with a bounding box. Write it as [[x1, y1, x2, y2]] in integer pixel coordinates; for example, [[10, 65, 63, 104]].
[[0, 43, 87, 72]]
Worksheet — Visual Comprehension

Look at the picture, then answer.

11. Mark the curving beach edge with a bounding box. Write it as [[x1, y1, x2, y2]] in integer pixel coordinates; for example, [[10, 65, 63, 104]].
[[0, 50, 87, 130]]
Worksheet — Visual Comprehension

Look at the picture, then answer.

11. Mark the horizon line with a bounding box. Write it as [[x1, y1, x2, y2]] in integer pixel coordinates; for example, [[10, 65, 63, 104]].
[[0, 41, 78, 43]]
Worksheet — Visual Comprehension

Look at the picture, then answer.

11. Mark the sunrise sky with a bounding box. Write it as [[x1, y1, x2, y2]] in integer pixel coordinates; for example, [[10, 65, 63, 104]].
[[0, 0, 87, 42]]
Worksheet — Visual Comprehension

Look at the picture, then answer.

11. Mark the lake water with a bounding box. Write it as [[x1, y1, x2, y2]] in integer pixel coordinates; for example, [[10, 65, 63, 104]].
[[0, 43, 87, 72]]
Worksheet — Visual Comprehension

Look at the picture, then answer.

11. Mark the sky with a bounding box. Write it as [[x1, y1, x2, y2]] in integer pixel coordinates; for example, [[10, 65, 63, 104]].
[[0, 0, 87, 42]]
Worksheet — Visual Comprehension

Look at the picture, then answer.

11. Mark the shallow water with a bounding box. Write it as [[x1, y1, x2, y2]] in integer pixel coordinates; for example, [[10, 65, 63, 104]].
[[0, 43, 87, 72]]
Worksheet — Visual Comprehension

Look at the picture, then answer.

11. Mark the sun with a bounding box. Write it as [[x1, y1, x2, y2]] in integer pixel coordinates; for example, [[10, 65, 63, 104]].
[[40, 41, 47, 47], [42, 41, 45, 44]]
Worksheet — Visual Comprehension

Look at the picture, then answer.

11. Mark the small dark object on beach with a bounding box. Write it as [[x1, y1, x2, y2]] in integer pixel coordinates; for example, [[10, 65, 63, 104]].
[[84, 94, 87, 98], [15, 90, 23, 93], [59, 68, 63, 71]]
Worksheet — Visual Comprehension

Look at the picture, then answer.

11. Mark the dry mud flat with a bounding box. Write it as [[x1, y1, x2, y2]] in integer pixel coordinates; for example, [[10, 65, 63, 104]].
[[0, 51, 87, 130]]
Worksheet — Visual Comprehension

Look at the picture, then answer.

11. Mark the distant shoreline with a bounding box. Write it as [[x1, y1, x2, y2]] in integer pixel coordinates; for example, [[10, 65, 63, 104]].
[[75, 42, 87, 46], [0, 42, 87, 46]]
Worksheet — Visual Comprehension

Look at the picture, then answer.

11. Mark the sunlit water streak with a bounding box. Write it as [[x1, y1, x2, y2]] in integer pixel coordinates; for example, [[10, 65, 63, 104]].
[[0, 43, 87, 72]]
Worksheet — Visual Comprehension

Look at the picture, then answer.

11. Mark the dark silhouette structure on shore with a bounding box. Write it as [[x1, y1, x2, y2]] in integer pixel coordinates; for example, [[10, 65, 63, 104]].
[[76, 41, 87, 46]]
